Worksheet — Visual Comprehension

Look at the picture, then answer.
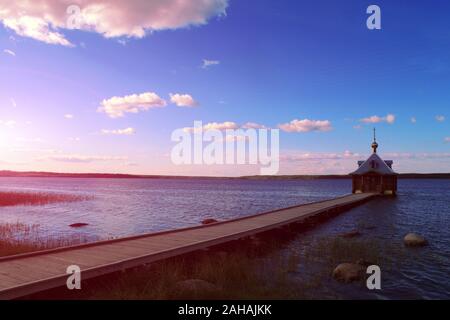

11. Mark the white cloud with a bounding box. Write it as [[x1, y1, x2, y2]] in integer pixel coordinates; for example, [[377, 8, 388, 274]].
[[101, 127, 135, 135], [285, 151, 450, 162], [183, 121, 269, 133], [278, 119, 332, 133], [222, 135, 249, 143], [3, 49, 16, 56], [10, 98, 17, 108], [46, 154, 127, 163], [0, 120, 17, 128], [16, 137, 44, 143], [99, 91, 167, 118], [411, 117, 417, 123], [436, 115, 445, 122], [170, 93, 198, 107], [64, 114, 74, 119], [202, 59, 220, 69], [117, 39, 128, 46], [445, 137, 450, 143], [183, 121, 239, 133], [383, 152, 450, 160], [385, 114, 395, 124], [203, 121, 238, 131], [242, 122, 267, 129], [279, 151, 450, 175], [0, 1, 228, 46], [3, 15, 72, 46], [360, 114, 396, 124], [281, 151, 361, 162]]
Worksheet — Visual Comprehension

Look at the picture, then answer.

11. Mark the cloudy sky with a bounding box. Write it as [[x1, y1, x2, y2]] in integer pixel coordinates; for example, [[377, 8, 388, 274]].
[[0, 0, 449, 176]]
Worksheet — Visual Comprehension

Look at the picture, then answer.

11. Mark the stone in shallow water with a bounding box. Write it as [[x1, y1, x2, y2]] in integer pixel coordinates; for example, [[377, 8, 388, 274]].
[[201, 218, 218, 225], [332, 263, 365, 283], [69, 223, 89, 228], [404, 233, 428, 247]]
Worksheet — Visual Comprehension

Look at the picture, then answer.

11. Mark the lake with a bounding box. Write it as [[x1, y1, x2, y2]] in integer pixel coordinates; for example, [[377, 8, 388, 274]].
[[0, 177, 448, 299]]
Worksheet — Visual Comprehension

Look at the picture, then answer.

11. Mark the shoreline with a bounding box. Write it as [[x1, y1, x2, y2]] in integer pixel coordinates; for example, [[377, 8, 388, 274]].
[[1, 170, 450, 180]]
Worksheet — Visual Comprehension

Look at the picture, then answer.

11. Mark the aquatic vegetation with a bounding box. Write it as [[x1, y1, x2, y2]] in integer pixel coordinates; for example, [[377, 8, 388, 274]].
[[0, 191, 90, 207], [79, 248, 304, 300], [0, 222, 92, 257], [304, 237, 385, 266], [0, 222, 40, 239]]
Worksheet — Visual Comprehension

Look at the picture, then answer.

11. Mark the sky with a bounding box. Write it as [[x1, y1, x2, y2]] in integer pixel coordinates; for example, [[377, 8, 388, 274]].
[[0, 0, 449, 176]]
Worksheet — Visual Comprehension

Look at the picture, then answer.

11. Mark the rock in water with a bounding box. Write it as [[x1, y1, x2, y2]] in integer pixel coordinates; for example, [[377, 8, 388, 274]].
[[174, 279, 221, 298], [332, 263, 365, 283], [404, 233, 428, 247], [201, 218, 218, 225], [69, 223, 89, 228]]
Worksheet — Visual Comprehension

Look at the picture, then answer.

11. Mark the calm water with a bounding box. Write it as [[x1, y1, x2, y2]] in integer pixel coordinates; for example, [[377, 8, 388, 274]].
[[0, 177, 449, 299]]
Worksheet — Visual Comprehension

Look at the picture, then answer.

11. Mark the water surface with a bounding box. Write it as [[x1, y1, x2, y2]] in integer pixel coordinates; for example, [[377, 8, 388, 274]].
[[0, 177, 448, 299]]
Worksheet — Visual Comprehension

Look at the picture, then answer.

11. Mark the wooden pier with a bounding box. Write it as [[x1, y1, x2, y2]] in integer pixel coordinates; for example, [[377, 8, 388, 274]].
[[0, 193, 376, 299]]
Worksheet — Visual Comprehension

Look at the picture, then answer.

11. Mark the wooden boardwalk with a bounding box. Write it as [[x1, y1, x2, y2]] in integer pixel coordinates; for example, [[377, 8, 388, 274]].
[[0, 193, 376, 299]]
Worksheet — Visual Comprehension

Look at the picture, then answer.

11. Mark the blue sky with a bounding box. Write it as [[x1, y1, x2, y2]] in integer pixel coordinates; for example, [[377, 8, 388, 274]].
[[0, 0, 449, 175]]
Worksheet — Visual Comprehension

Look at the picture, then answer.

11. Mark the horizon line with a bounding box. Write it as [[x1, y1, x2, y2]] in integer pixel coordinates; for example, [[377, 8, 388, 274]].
[[0, 170, 449, 179]]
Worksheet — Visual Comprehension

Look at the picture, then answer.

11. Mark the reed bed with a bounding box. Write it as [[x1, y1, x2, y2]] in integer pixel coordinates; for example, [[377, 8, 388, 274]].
[[0, 222, 92, 257], [0, 191, 89, 207]]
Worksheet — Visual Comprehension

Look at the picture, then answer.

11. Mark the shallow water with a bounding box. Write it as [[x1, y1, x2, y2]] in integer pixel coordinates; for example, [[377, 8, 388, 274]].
[[0, 177, 448, 299], [285, 179, 450, 299]]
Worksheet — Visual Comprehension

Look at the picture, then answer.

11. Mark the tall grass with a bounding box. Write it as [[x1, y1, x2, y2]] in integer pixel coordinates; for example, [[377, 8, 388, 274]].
[[73, 245, 306, 300], [0, 222, 92, 257], [0, 191, 89, 207]]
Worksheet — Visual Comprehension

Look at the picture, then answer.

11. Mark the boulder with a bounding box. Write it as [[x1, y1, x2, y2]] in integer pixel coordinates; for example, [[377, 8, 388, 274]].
[[404, 233, 428, 247], [174, 279, 221, 298], [69, 222, 89, 228], [332, 263, 365, 283], [201, 218, 218, 225]]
